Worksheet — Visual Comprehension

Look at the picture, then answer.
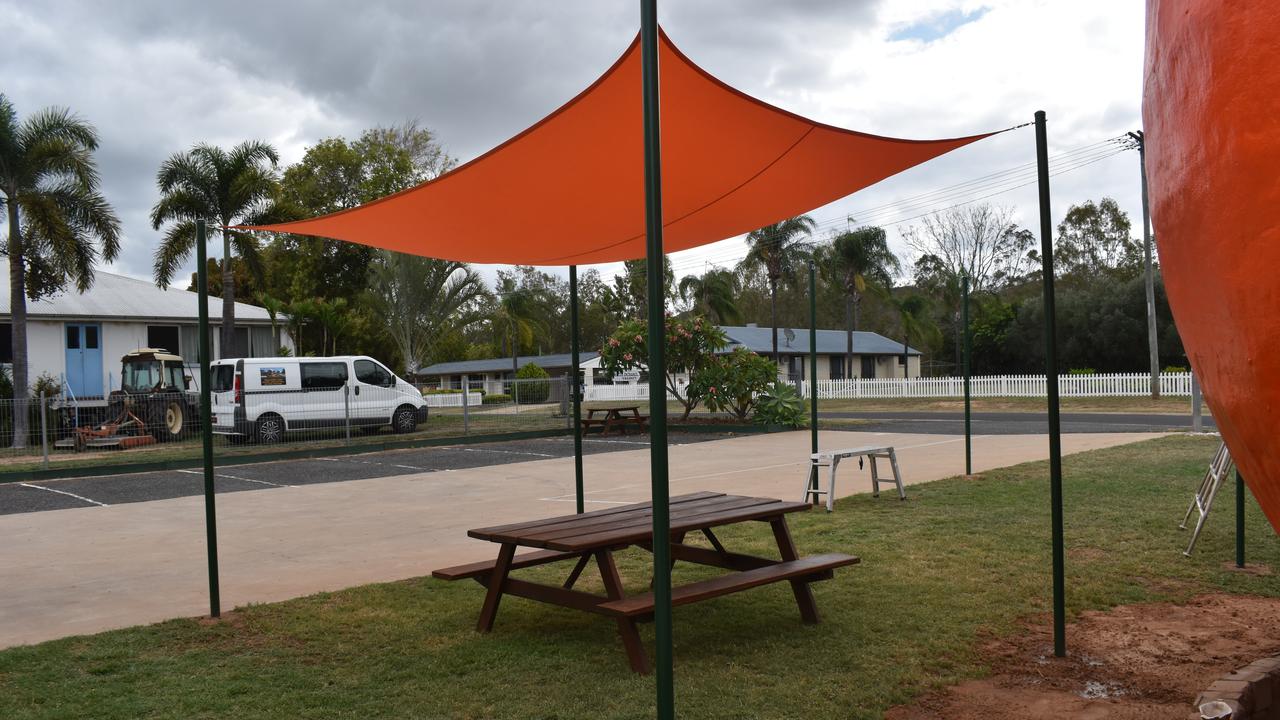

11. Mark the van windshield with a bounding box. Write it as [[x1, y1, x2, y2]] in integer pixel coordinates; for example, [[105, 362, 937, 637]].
[[210, 365, 235, 393]]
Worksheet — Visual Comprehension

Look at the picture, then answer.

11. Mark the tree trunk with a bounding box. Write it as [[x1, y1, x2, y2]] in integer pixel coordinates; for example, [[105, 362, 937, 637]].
[[769, 277, 779, 366], [510, 319, 519, 404], [903, 333, 910, 380], [845, 295, 853, 379], [220, 230, 236, 359], [8, 203, 29, 449]]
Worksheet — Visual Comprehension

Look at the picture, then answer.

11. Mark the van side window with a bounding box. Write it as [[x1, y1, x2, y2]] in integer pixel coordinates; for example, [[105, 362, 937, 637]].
[[354, 359, 393, 387], [301, 362, 348, 390]]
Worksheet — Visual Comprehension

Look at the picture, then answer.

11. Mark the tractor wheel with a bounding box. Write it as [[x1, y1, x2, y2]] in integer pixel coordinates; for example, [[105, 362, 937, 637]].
[[160, 400, 186, 441]]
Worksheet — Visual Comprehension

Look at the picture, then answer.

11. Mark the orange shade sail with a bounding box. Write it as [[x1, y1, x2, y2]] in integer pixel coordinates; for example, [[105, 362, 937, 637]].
[[247, 30, 1000, 265]]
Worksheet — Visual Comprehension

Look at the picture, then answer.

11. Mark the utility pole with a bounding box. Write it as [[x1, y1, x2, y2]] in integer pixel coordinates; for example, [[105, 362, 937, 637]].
[[1128, 130, 1161, 399]]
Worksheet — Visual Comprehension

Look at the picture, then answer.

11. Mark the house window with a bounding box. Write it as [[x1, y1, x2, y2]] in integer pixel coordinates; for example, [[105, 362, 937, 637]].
[[147, 325, 180, 355], [829, 356, 844, 380], [0, 323, 11, 363]]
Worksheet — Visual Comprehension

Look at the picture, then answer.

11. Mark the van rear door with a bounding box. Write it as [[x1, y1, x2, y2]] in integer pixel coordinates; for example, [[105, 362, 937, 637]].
[[209, 362, 238, 432]]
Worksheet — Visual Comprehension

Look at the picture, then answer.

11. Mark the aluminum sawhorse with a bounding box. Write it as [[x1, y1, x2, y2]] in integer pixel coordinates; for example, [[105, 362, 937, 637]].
[[802, 445, 905, 512]]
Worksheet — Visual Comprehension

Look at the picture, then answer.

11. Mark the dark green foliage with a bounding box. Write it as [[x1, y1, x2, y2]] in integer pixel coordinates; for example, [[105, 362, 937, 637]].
[[754, 380, 806, 427], [514, 362, 550, 404], [692, 348, 778, 420]]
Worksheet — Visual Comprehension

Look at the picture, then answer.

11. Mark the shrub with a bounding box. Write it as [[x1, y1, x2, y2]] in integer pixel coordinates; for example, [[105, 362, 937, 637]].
[[1067, 368, 1096, 375], [31, 372, 62, 399], [690, 348, 777, 420], [754, 381, 806, 428], [599, 314, 726, 420], [421, 388, 463, 395], [483, 393, 512, 405], [514, 363, 550, 403], [1163, 365, 1188, 373]]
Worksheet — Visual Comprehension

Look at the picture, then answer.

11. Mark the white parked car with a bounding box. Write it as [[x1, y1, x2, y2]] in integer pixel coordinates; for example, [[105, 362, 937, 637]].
[[209, 356, 428, 443]]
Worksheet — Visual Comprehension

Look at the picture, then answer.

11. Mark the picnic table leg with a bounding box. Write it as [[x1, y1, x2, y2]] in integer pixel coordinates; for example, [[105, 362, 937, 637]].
[[596, 549, 651, 674], [476, 543, 516, 633], [770, 517, 820, 624]]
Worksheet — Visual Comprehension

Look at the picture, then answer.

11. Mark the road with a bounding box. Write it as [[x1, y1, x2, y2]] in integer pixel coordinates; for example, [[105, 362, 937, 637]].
[[821, 410, 1215, 435], [0, 433, 721, 517]]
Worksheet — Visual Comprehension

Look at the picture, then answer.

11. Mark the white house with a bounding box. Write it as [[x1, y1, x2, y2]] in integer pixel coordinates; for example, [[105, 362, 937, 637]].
[[0, 267, 293, 398], [579, 325, 922, 387]]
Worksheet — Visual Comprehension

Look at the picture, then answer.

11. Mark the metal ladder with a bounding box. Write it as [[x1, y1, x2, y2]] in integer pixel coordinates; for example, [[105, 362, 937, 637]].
[[1179, 441, 1234, 556]]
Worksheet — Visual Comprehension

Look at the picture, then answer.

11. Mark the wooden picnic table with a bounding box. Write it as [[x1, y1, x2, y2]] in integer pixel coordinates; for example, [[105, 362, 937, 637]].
[[432, 491, 859, 673], [580, 404, 648, 436]]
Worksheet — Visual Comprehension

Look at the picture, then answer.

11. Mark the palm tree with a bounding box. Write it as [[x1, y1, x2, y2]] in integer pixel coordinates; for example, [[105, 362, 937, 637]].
[[257, 293, 286, 354], [738, 215, 816, 361], [821, 225, 900, 378], [366, 251, 487, 375], [0, 95, 121, 448], [492, 276, 545, 398], [892, 293, 941, 379], [151, 141, 280, 359], [678, 268, 741, 325]]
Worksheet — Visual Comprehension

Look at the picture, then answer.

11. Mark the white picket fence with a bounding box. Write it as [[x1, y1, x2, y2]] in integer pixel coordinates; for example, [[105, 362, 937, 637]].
[[583, 372, 1191, 402], [422, 391, 485, 407]]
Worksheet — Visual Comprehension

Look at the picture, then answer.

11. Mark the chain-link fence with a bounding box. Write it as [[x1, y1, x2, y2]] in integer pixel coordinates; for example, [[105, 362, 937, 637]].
[[0, 377, 573, 474]]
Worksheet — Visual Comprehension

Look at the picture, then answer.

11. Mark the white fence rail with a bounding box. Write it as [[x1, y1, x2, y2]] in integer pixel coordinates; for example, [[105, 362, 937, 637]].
[[582, 373, 1191, 402]]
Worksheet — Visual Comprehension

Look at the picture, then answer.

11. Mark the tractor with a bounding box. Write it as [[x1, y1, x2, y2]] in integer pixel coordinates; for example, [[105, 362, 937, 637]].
[[54, 348, 199, 451]]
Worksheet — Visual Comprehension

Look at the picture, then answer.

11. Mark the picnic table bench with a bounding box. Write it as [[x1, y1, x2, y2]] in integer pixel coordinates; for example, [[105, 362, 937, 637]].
[[579, 404, 649, 436], [432, 491, 859, 673], [802, 445, 905, 511]]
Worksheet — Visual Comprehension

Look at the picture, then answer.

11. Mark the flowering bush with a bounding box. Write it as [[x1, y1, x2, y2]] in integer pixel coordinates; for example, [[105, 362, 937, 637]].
[[689, 348, 779, 420], [598, 315, 727, 419]]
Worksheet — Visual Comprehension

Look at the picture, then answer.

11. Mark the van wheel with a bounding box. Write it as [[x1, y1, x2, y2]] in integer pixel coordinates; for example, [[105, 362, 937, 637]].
[[255, 414, 285, 444], [393, 406, 417, 434]]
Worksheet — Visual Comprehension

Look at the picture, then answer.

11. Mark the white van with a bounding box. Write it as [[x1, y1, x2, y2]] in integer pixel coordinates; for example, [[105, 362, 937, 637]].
[[209, 356, 428, 443]]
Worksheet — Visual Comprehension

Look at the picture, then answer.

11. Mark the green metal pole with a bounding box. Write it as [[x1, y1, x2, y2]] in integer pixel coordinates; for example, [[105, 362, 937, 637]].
[[962, 274, 972, 475], [1035, 111, 1065, 657], [639, 2, 673, 715], [809, 262, 819, 496], [1237, 470, 1245, 568], [570, 265, 584, 514], [196, 219, 220, 618]]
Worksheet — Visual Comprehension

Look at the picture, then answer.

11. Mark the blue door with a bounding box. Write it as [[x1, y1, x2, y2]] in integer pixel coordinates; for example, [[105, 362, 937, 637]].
[[64, 323, 104, 398]]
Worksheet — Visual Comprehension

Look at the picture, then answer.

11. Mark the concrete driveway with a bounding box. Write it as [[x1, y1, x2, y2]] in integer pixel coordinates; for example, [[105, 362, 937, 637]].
[[0, 429, 1165, 648]]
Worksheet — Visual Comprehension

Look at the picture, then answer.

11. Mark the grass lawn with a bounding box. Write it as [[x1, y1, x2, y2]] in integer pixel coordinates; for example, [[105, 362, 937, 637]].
[[1, 435, 1274, 719]]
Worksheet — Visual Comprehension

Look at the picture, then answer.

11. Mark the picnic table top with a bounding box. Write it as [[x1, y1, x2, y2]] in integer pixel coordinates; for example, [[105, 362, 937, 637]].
[[468, 491, 811, 552], [583, 402, 644, 412]]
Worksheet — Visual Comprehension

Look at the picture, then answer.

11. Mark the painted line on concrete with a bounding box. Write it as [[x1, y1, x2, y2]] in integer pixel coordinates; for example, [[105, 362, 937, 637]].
[[18, 482, 109, 507], [462, 447, 556, 458], [176, 469, 292, 488]]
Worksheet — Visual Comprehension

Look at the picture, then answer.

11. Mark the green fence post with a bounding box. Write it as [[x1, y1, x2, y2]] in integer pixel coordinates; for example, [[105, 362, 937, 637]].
[[1035, 111, 1065, 657], [570, 265, 584, 514], [639, 1, 673, 715], [809, 262, 819, 497], [1237, 470, 1246, 568], [196, 219, 221, 618], [962, 274, 971, 475]]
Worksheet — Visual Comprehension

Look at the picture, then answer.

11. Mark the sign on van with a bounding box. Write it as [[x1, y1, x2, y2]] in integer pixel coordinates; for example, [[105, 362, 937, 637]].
[[260, 367, 287, 386]]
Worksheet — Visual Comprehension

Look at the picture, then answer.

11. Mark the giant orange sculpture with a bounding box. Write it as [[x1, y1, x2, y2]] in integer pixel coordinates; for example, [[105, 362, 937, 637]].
[[1144, 0, 1280, 531]]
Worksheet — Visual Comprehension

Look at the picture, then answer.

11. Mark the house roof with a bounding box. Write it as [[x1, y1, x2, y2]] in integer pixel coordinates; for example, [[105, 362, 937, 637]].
[[720, 326, 921, 356], [0, 265, 275, 323], [420, 352, 600, 376]]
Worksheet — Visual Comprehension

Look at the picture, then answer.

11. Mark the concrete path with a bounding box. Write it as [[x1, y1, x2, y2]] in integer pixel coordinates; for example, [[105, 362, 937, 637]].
[[0, 430, 1163, 648]]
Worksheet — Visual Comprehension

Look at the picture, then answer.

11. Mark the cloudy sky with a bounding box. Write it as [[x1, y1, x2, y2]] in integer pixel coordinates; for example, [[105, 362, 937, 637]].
[[1, 0, 1146, 288]]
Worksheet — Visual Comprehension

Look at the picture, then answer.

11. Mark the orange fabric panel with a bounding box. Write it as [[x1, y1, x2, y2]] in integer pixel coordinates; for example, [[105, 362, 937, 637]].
[[247, 31, 993, 264], [1144, 0, 1280, 531]]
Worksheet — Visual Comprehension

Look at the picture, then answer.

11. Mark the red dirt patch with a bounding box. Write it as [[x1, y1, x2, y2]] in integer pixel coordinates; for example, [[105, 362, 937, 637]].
[[886, 594, 1280, 719]]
